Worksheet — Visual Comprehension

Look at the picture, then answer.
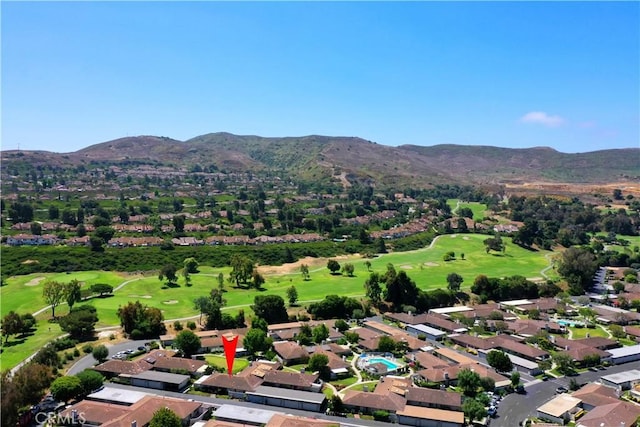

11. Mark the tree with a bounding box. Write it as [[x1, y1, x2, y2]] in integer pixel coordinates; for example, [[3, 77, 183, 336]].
[[377, 335, 396, 353], [50, 376, 83, 402], [172, 215, 185, 233], [486, 350, 513, 373], [463, 398, 487, 422], [59, 305, 98, 339], [93, 226, 115, 244], [483, 235, 504, 253], [229, 254, 254, 287], [376, 237, 387, 254], [552, 352, 575, 375], [1, 311, 24, 343], [159, 263, 178, 285], [251, 271, 265, 289], [458, 368, 481, 397], [76, 369, 104, 395], [308, 353, 330, 379], [149, 407, 182, 427], [300, 264, 310, 281], [42, 280, 66, 318], [312, 324, 330, 343], [557, 247, 598, 294], [173, 330, 201, 357], [183, 257, 199, 273], [510, 371, 521, 388], [66, 279, 82, 310], [334, 319, 349, 332], [286, 286, 299, 306], [90, 283, 113, 296], [342, 263, 355, 277], [610, 324, 626, 339], [479, 376, 495, 392], [92, 344, 109, 362], [327, 259, 341, 274], [252, 295, 288, 324], [117, 301, 165, 338], [364, 260, 372, 271], [243, 328, 273, 356], [364, 272, 382, 305], [446, 272, 464, 292], [329, 394, 344, 414], [193, 296, 213, 324], [384, 270, 419, 308]]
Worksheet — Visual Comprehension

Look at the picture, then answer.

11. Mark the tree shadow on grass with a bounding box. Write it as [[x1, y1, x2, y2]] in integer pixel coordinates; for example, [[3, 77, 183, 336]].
[[162, 282, 181, 289]]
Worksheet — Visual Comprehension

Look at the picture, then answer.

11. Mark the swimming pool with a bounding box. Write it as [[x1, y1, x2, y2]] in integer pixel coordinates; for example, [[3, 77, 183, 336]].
[[557, 319, 584, 327], [366, 357, 402, 370]]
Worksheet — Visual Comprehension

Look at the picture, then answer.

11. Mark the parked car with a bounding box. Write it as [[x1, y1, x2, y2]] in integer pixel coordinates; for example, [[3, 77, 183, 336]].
[[556, 386, 568, 394], [487, 406, 497, 418]]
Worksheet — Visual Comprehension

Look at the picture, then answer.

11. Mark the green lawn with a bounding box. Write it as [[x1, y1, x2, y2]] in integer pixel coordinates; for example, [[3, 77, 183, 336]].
[[204, 354, 250, 374], [447, 199, 488, 220], [348, 381, 378, 392], [568, 326, 609, 339], [1, 271, 130, 317], [330, 376, 358, 387], [1, 233, 556, 371], [0, 322, 65, 372]]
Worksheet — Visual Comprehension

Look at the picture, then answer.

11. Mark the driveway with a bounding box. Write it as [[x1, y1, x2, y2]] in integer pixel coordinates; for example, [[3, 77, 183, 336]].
[[67, 339, 151, 375], [494, 363, 635, 427]]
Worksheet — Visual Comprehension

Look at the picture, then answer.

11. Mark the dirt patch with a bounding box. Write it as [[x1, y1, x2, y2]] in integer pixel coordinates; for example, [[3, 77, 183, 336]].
[[257, 255, 355, 275], [424, 262, 439, 267], [450, 234, 457, 238], [462, 237, 470, 240], [25, 277, 46, 286], [163, 300, 179, 305]]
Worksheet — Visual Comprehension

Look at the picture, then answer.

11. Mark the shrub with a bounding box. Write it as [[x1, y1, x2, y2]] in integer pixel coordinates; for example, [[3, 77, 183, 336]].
[[187, 321, 196, 330], [173, 320, 183, 331], [82, 344, 94, 354], [65, 352, 74, 361], [73, 348, 80, 357], [53, 338, 77, 351], [373, 410, 390, 422], [130, 329, 144, 340]]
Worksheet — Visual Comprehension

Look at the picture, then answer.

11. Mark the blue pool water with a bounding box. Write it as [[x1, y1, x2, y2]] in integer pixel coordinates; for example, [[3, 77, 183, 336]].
[[367, 357, 402, 370]]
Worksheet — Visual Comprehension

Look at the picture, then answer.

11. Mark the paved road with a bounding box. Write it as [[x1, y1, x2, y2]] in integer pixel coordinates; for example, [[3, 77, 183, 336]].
[[67, 339, 150, 375], [493, 363, 634, 427]]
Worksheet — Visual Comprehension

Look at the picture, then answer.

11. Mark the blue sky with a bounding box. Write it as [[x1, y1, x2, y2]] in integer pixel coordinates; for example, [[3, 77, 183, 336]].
[[2, 2, 638, 153]]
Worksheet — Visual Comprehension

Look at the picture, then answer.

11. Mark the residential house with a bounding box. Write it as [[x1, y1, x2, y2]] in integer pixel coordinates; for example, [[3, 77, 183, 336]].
[[576, 401, 640, 427], [536, 394, 582, 425], [273, 341, 310, 366]]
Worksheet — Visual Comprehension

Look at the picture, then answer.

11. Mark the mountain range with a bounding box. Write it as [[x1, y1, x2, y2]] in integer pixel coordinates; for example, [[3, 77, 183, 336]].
[[3, 132, 639, 188]]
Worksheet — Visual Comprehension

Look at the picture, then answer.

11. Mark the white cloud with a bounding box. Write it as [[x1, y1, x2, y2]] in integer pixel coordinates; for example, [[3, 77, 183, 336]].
[[519, 111, 565, 127]]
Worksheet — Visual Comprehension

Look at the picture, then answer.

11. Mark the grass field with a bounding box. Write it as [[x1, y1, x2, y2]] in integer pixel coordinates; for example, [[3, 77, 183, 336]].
[[568, 326, 609, 339], [0, 233, 556, 370], [447, 199, 488, 221], [204, 354, 250, 374]]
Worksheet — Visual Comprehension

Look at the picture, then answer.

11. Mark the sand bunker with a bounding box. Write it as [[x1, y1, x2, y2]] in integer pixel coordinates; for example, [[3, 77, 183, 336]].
[[21, 259, 39, 264], [401, 265, 414, 269], [25, 277, 46, 286], [128, 294, 152, 299], [163, 300, 179, 305], [463, 237, 470, 240], [257, 255, 354, 275], [424, 262, 439, 267], [450, 234, 457, 238]]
